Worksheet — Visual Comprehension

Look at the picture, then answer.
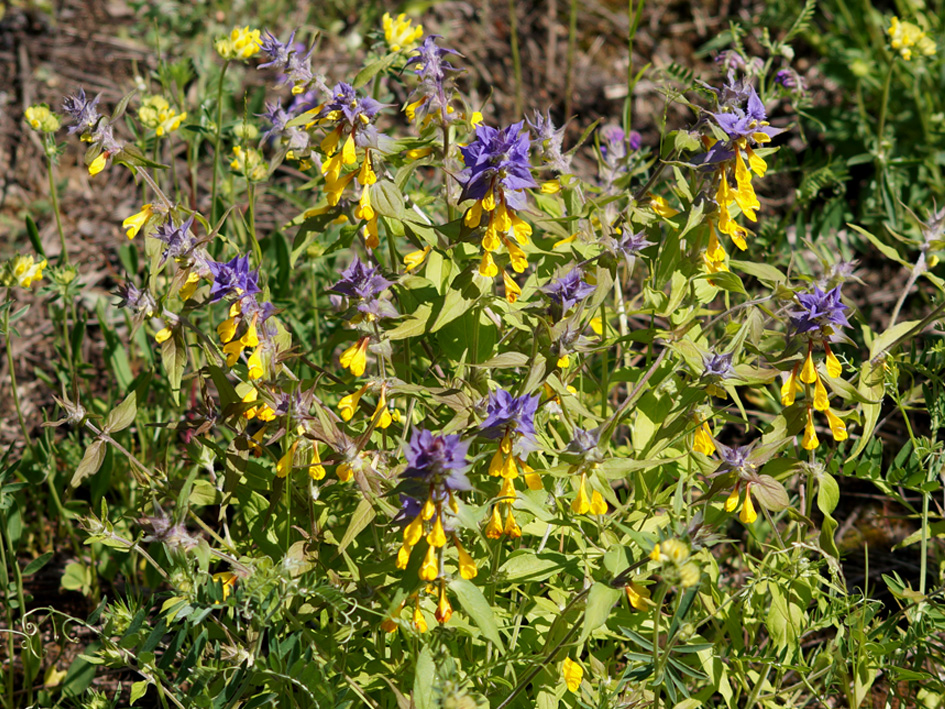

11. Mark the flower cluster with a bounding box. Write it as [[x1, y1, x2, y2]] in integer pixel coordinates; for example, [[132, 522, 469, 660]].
[[887, 17, 936, 61], [330, 257, 395, 378], [138, 96, 187, 137], [24, 104, 61, 133], [215, 26, 262, 61], [393, 430, 475, 629], [211, 256, 275, 382], [382, 12, 423, 53], [781, 286, 850, 449], [699, 82, 781, 272], [258, 30, 316, 94], [404, 36, 461, 127], [5, 254, 47, 289], [62, 88, 123, 175], [649, 539, 701, 588], [460, 122, 537, 281], [480, 390, 541, 538]]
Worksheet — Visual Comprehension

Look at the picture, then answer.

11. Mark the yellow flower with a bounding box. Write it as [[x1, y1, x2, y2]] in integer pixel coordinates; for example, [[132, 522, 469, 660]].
[[382, 12, 423, 52], [212, 571, 238, 601], [427, 514, 447, 548], [825, 344, 843, 378], [24, 104, 60, 133], [337, 461, 354, 481], [405, 146, 433, 159], [888, 17, 936, 61], [739, 486, 757, 524], [456, 542, 478, 580], [802, 407, 819, 450], [138, 96, 186, 136], [502, 270, 521, 304], [693, 421, 716, 456], [404, 246, 431, 272], [504, 508, 521, 538], [340, 337, 370, 377], [479, 251, 498, 278], [216, 26, 262, 61], [247, 347, 264, 380], [413, 602, 428, 633], [825, 408, 848, 441], [276, 441, 298, 478], [659, 539, 689, 563], [589, 490, 608, 515], [155, 326, 173, 344], [485, 505, 504, 539], [780, 366, 799, 406], [562, 657, 583, 693], [571, 473, 591, 515], [12, 255, 47, 289], [308, 445, 326, 480], [724, 487, 740, 513], [419, 544, 439, 581], [540, 180, 560, 194], [88, 152, 108, 176], [625, 582, 652, 610], [650, 194, 679, 219], [435, 586, 453, 624], [800, 350, 817, 384]]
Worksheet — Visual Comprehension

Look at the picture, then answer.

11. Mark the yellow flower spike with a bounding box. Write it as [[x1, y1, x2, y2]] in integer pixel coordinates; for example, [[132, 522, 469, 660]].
[[479, 251, 498, 278], [739, 486, 757, 524], [88, 152, 108, 176], [340, 337, 370, 377], [464, 201, 483, 228], [500, 453, 519, 479], [397, 544, 412, 569], [404, 515, 424, 546], [456, 542, 478, 579], [802, 408, 820, 450], [825, 345, 843, 378], [562, 657, 584, 693], [826, 408, 848, 441], [780, 367, 799, 406], [481, 190, 496, 211], [510, 214, 532, 244], [571, 473, 591, 515], [745, 145, 767, 177], [505, 239, 528, 273], [800, 351, 818, 384], [724, 487, 740, 513], [813, 376, 830, 412], [413, 602, 428, 633], [625, 582, 652, 610], [435, 586, 452, 624], [12, 255, 47, 288], [419, 544, 439, 581], [502, 270, 521, 304], [427, 514, 447, 548], [404, 246, 431, 271], [589, 490, 608, 515], [247, 347, 264, 380], [222, 340, 244, 367], [155, 327, 173, 344], [499, 476, 517, 500], [422, 498, 436, 520], [649, 543, 663, 562], [277, 441, 299, 478], [540, 180, 561, 194], [504, 508, 522, 538], [122, 204, 153, 239], [341, 133, 357, 165], [693, 422, 716, 456], [485, 506, 504, 539], [337, 462, 354, 481]]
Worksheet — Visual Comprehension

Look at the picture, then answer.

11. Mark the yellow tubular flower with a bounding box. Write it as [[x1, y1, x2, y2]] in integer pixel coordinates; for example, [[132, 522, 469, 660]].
[[122, 204, 153, 239], [485, 506, 504, 539], [826, 408, 848, 441], [498, 476, 517, 501], [358, 155, 376, 185], [625, 582, 652, 610], [813, 376, 830, 412], [247, 347, 264, 380], [404, 515, 424, 546], [540, 180, 561, 194], [650, 194, 679, 218], [88, 152, 108, 176], [241, 316, 259, 348], [464, 201, 483, 228], [800, 350, 817, 384], [456, 542, 478, 579], [571, 473, 591, 514], [155, 326, 173, 344], [413, 602, 428, 633], [522, 461, 543, 491], [341, 134, 357, 165], [504, 508, 521, 538], [309, 445, 326, 480], [338, 384, 368, 421], [257, 404, 276, 422], [419, 544, 439, 581], [337, 462, 354, 481], [825, 345, 843, 378], [404, 246, 431, 272], [780, 367, 799, 406], [340, 337, 370, 377], [739, 486, 757, 524], [422, 498, 436, 520], [589, 490, 608, 515], [510, 214, 532, 244], [479, 251, 498, 278], [397, 544, 412, 569], [482, 219, 500, 252], [505, 239, 528, 273], [435, 586, 452, 624], [562, 657, 583, 693], [745, 145, 767, 177], [502, 270, 521, 304], [427, 514, 447, 548], [802, 408, 819, 450], [724, 487, 740, 513], [649, 543, 664, 562], [488, 449, 505, 477], [693, 422, 716, 456]]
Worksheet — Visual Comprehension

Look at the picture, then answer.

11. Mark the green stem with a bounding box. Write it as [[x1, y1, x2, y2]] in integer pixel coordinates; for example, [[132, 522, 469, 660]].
[[46, 154, 68, 266], [246, 182, 262, 268], [875, 59, 895, 161], [210, 61, 231, 223], [0, 509, 17, 709], [4, 303, 33, 453]]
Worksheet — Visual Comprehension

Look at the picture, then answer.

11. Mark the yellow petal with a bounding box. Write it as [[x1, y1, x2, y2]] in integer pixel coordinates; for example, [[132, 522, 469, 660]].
[[826, 407, 848, 441], [780, 369, 798, 406], [802, 408, 819, 450], [308, 446, 326, 480], [625, 582, 652, 610], [404, 515, 424, 546], [427, 514, 447, 548], [485, 505, 504, 539], [479, 251, 498, 278], [502, 270, 521, 304], [693, 422, 716, 456], [504, 508, 521, 538], [342, 133, 357, 165], [457, 543, 478, 579], [88, 152, 108, 176], [813, 376, 829, 412], [739, 489, 757, 524], [825, 347, 842, 378], [247, 348, 264, 380], [404, 246, 431, 271], [337, 462, 353, 481], [571, 474, 591, 515], [464, 201, 483, 227], [419, 544, 439, 581], [396, 544, 412, 569], [800, 351, 817, 384], [562, 657, 583, 693], [724, 488, 740, 513], [413, 603, 428, 632], [505, 239, 528, 273], [589, 490, 607, 515]]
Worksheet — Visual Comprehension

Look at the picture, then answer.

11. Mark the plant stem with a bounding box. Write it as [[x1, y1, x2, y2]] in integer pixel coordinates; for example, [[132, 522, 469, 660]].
[[210, 61, 230, 222], [46, 155, 68, 266], [4, 303, 33, 453], [875, 59, 895, 161]]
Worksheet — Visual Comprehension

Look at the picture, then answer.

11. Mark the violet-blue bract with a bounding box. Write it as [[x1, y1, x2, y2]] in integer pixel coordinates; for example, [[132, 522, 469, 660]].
[[790, 285, 850, 337], [207, 254, 260, 303], [543, 268, 596, 318], [459, 121, 537, 210], [480, 389, 539, 444], [405, 36, 461, 126]]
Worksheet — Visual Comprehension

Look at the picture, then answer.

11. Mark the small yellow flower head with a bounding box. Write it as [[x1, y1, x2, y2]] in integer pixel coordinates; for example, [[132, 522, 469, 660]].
[[216, 26, 262, 61], [659, 539, 690, 563], [888, 17, 936, 61], [24, 104, 61, 133], [383, 12, 423, 52], [138, 96, 187, 136], [679, 562, 701, 588], [122, 204, 154, 240], [12, 255, 47, 289], [562, 657, 584, 693], [230, 146, 268, 182]]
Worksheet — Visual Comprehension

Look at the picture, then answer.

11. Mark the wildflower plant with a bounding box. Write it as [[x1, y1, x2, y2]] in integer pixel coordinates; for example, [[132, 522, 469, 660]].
[[9, 4, 945, 709]]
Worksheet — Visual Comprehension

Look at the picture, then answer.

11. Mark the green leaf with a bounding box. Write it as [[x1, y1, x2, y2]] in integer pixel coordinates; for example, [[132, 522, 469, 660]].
[[129, 680, 149, 706], [580, 582, 622, 643], [353, 52, 399, 88], [372, 180, 406, 220], [413, 646, 435, 709], [26, 215, 45, 258], [103, 390, 137, 434], [71, 440, 106, 487], [816, 471, 840, 516], [449, 578, 504, 651], [500, 552, 573, 583], [161, 331, 187, 405], [431, 288, 476, 333], [752, 474, 790, 511], [23, 551, 54, 576], [337, 498, 375, 555]]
